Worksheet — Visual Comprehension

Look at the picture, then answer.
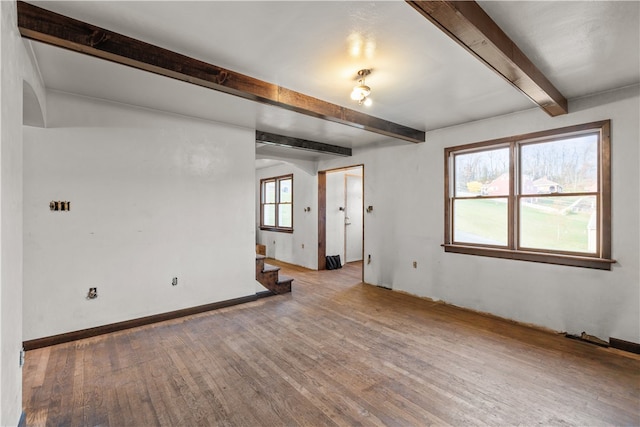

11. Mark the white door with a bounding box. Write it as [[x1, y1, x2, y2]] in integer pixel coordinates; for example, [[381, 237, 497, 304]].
[[326, 172, 346, 264], [344, 174, 363, 263]]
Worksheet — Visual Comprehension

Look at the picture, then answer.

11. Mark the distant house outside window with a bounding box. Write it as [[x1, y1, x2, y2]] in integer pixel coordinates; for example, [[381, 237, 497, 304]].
[[444, 120, 613, 270], [260, 174, 293, 232]]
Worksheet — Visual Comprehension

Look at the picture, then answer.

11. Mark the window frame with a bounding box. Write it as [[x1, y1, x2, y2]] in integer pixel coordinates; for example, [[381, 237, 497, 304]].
[[260, 174, 293, 233], [444, 120, 613, 270]]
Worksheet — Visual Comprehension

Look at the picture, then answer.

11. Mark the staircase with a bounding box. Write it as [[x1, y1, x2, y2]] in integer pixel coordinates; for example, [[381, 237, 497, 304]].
[[256, 255, 293, 294]]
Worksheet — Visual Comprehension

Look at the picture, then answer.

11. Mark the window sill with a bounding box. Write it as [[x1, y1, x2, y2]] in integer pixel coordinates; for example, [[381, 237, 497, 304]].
[[260, 227, 293, 234], [443, 244, 615, 270]]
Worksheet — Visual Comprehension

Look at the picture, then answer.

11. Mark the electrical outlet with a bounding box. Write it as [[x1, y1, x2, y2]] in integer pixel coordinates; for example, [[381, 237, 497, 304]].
[[49, 201, 71, 211], [172, 277, 178, 286]]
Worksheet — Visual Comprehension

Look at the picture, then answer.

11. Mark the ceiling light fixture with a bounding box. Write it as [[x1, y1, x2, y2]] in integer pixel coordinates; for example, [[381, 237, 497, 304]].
[[350, 69, 372, 106]]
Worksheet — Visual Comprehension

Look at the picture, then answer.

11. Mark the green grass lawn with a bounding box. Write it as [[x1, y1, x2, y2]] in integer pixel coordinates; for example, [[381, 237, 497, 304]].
[[455, 198, 592, 252], [455, 199, 508, 245]]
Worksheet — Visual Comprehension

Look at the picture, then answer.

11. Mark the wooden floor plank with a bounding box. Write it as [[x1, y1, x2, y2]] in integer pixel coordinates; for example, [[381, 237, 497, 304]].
[[23, 260, 640, 426]]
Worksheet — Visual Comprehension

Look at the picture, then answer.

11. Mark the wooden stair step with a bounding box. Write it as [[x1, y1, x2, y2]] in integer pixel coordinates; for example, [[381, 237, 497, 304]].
[[277, 274, 293, 285], [272, 274, 293, 294], [262, 263, 280, 273], [255, 258, 292, 295]]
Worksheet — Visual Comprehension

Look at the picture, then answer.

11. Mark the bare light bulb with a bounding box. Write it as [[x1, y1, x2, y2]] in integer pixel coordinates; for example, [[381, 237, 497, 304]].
[[351, 85, 370, 100], [350, 69, 373, 106]]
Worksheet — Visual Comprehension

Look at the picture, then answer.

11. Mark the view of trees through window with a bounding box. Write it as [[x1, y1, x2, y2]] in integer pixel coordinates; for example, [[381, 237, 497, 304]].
[[261, 175, 293, 231], [450, 129, 602, 256]]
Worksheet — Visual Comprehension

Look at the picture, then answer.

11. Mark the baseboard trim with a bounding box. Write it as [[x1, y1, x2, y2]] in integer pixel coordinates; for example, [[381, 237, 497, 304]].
[[610, 337, 640, 355], [23, 294, 261, 351], [256, 289, 276, 299]]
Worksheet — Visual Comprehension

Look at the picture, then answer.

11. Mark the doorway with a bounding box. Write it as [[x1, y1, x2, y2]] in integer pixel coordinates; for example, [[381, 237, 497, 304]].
[[318, 165, 364, 277]]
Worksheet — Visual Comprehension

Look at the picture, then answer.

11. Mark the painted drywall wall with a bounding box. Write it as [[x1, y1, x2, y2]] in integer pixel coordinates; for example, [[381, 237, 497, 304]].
[[1, 1, 46, 424], [256, 162, 317, 269], [23, 91, 256, 341], [317, 85, 640, 343]]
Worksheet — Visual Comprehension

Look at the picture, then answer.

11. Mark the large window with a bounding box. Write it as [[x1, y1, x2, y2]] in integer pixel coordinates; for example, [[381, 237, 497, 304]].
[[444, 120, 613, 270], [260, 174, 293, 232]]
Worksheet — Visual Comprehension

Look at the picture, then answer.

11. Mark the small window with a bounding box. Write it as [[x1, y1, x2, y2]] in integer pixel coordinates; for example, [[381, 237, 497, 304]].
[[260, 174, 293, 232], [444, 120, 613, 270]]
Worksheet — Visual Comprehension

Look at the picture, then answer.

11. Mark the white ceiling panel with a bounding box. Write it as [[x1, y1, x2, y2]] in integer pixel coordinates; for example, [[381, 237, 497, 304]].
[[25, 1, 640, 163]]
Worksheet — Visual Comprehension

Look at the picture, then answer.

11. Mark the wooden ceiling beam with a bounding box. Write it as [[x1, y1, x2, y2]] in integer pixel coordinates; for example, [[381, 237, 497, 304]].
[[17, 1, 425, 143], [407, 1, 568, 116], [256, 131, 352, 157]]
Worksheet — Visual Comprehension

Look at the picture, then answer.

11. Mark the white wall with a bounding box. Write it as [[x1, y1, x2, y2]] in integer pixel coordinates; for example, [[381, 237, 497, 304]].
[[317, 85, 640, 343], [1, 1, 46, 424], [256, 162, 318, 269], [23, 91, 256, 341]]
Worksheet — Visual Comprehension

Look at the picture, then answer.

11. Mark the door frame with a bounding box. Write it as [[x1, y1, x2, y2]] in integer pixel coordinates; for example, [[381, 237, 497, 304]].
[[318, 165, 364, 279]]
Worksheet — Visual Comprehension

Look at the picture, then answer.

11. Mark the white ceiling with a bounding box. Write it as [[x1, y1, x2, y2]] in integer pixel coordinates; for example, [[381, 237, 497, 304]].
[[25, 1, 640, 163]]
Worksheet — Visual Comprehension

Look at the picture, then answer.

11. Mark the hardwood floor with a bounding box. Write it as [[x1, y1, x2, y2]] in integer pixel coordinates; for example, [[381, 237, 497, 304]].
[[23, 260, 639, 426]]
